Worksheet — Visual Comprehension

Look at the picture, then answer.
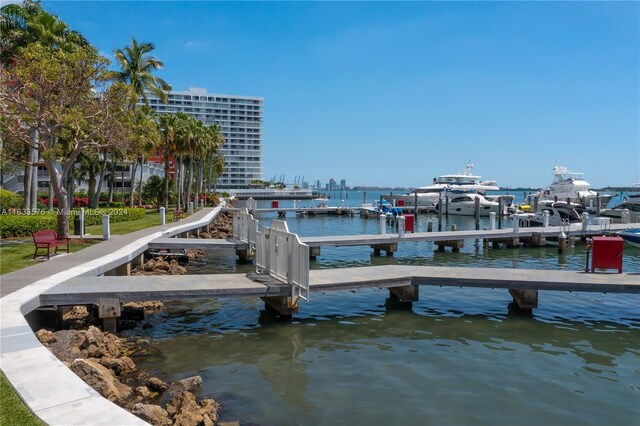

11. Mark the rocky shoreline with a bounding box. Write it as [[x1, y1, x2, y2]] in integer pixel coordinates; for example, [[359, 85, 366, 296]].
[[36, 326, 226, 426], [34, 212, 240, 425]]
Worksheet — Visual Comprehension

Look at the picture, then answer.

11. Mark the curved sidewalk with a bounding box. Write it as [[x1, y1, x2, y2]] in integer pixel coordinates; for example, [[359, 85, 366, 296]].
[[0, 207, 222, 426]]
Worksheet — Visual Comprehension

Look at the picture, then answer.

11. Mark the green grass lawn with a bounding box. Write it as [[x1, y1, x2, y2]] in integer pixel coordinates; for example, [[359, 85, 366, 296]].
[[0, 371, 44, 426], [1, 210, 192, 275], [0, 239, 99, 275]]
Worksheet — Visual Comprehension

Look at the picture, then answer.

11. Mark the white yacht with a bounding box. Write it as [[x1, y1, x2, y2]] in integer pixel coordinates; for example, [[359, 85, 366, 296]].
[[435, 192, 500, 216], [384, 162, 499, 210], [599, 194, 640, 222], [536, 166, 599, 203], [517, 200, 587, 227]]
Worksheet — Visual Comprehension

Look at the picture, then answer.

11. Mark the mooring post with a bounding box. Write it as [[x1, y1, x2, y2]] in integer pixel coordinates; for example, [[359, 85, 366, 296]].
[[498, 196, 503, 229], [509, 289, 538, 311], [427, 221, 433, 232], [621, 209, 630, 224], [98, 297, 121, 333], [398, 215, 406, 237], [189, 201, 194, 214], [558, 231, 568, 253], [445, 192, 449, 217], [389, 284, 419, 303], [102, 214, 110, 240], [78, 207, 85, 238], [159, 207, 166, 225], [414, 192, 418, 222], [438, 193, 443, 232], [379, 214, 386, 234], [543, 210, 550, 227], [581, 212, 589, 234], [474, 196, 480, 230], [490, 212, 496, 230]]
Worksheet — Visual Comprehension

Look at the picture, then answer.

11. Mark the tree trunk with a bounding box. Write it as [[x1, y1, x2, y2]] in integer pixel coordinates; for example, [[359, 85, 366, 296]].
[[207, 153, 213, 195], [186, 156, 194, 210], [92, 154, 109, 208], [138, 157, 144, 207], [176, 156, 182, 212], [129, 160, 137, 208], [67, 164, 74, 210], [48, 183, 53, 211], [108, 160, 116, 204], [196, 160, 204, 208], [30, 156, 38, 210], [23, 163, 32, 210], [45, 159, 70, 238], [120, 162, 125, 203], [163, 152, 170, 209]]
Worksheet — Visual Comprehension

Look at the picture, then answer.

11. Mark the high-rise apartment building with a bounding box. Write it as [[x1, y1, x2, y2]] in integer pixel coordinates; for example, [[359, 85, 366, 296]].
[[144, 87, 264, 189]]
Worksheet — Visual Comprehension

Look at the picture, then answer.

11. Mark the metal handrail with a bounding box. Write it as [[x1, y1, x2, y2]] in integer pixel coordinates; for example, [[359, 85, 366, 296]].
[[255, 219, 310, 301]]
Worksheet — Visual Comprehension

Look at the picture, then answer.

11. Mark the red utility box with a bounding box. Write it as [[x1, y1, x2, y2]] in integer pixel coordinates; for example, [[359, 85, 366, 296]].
[[403, 214, 415, 233], [591, 236, 623, 273], [271, 200, 279, 209], [397, 199, 405, 207]]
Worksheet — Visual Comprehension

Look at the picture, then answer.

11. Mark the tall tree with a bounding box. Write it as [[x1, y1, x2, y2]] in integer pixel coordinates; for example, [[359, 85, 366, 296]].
[[0, 44, 135, 237], [1, 0, 90, 210], [111, 37, 171, 104]]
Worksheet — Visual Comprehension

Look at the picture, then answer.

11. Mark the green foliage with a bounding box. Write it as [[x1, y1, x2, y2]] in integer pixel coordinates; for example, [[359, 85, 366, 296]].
[[0, 189, 23, 209], [0, 208, 145, 237], [142, 175, 175, 207], [0, 214, 56, 238]]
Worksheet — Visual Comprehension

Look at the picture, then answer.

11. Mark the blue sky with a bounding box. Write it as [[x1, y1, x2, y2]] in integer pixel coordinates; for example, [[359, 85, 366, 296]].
[[36, 1, 640, 188]]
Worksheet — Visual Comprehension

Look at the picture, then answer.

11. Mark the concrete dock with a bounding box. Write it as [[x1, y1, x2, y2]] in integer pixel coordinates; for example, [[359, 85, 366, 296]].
[[39, 265, 640, 307]]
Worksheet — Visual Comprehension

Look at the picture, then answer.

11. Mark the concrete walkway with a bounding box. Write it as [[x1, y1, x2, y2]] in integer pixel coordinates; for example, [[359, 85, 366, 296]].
[[0, 207, 222, 425]]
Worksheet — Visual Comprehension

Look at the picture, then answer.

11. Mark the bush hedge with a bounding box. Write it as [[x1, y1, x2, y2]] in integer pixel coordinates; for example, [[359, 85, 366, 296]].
[[0, 189, 24, 210], [0, 208, 146, 238]]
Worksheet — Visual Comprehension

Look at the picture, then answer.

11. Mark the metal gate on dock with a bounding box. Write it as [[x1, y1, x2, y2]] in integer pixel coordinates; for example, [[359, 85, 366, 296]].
[[256, 220, 310, 301]]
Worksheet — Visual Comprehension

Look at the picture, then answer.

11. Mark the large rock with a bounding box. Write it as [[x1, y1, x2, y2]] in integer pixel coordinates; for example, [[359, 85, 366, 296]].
[[81, 326, 121, 358], [63, 305, 89, 320], [35, 329, 56, 345], [132, 403, 171, 426], [71, 358, 132, 402], [167, 391, 219, 426], [99, 356, 136, 375], [147, 377, 169, 392]]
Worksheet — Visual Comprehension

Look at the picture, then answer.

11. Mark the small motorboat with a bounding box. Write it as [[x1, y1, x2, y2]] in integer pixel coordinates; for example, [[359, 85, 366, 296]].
[[617, 228, 640, 248]]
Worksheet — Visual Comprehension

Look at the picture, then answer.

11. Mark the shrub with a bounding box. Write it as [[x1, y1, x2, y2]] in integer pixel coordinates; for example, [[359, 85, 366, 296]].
[[0, 214, 57, 238], [0, 208, 146, 237], [0, 189, 24, 210]]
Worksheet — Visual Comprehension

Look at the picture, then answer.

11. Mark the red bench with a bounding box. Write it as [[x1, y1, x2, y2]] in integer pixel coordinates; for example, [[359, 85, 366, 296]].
[[32, 230, 70, 259]]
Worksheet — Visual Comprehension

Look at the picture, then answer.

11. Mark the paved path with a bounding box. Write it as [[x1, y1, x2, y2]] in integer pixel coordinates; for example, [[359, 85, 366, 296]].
[[0, 207, 222, 426], [1, 209, 214, 298]]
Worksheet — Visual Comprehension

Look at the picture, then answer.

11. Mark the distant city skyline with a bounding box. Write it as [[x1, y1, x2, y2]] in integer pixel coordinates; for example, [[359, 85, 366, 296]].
[[41, 1, 640, 188]]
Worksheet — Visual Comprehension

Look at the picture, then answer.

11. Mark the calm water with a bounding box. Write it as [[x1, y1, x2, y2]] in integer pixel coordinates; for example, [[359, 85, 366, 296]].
[[128, 192, 640, 425]]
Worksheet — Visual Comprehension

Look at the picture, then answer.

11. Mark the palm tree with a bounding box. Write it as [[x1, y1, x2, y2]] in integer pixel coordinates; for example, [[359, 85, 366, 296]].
[[1, 1, 89, 67], [111, 37, 171, 104], [158, 114, 179, 209]]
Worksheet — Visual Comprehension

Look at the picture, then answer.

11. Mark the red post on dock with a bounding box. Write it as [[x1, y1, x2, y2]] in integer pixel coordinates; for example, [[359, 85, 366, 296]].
[[403, 214, 414, 233], [271, 200, 279, 209]]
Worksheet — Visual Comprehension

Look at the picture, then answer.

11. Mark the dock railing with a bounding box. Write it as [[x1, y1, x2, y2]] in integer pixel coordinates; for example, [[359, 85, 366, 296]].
[[232, 208, 259, 251], [256, 219, 310, 301]]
